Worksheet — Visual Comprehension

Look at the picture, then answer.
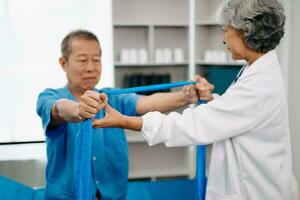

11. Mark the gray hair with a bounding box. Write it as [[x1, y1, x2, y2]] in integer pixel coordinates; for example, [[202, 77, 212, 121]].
[[61, 29, 101, 59], [219, 0, 285, 53]]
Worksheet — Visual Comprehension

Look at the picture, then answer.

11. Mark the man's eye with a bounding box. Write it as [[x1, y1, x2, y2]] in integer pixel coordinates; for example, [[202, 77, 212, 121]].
[[77, 60, 86, 62]]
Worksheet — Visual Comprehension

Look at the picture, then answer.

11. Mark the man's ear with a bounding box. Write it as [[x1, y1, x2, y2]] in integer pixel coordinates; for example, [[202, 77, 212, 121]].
[[59, 57, 67, 71]]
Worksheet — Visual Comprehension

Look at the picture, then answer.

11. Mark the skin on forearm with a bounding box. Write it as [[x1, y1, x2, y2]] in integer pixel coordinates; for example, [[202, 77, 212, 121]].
[[123, 116, 143, 131], [51, 99, 81, 124], [136, 91, 189, 115], [91, 103, 143, 131]]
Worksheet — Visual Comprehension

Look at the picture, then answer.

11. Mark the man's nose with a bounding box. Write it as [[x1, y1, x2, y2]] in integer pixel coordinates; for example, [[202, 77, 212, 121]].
[[86, 60, 94, 71]]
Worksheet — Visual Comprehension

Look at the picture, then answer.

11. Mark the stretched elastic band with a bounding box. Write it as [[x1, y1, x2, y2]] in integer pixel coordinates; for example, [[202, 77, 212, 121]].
[[74, 81, 206, 200]]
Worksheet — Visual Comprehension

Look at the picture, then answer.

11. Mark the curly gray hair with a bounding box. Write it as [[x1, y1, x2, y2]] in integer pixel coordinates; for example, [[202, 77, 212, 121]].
[[219, 0, 285, 53]]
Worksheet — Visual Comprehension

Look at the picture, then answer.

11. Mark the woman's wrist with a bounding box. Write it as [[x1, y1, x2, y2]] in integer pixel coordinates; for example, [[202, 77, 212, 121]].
[[181, 89, 198, 105], [123, 116, 143, 131]]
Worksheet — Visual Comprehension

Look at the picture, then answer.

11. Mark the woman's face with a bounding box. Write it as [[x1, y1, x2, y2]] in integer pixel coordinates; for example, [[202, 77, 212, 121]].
[[222, 26, 249, 60]]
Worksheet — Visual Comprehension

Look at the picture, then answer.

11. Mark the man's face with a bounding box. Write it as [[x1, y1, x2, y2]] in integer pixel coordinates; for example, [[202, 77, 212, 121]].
[[61, 38, 101, 92]]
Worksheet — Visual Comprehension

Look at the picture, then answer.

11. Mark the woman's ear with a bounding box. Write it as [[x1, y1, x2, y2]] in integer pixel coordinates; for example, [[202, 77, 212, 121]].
[[59, 57, 67, 71]]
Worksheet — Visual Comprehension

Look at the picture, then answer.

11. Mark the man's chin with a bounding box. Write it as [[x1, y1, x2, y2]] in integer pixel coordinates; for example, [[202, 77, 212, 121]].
[[86, 85, 96, 91]]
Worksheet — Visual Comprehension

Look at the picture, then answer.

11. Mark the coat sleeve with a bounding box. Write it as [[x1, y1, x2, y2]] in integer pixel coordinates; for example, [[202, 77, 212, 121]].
[[141, 78, 261, 147]]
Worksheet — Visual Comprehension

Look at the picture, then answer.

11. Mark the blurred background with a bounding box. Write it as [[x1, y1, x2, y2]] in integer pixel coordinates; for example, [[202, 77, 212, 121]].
[[0, 0, 299, 198]]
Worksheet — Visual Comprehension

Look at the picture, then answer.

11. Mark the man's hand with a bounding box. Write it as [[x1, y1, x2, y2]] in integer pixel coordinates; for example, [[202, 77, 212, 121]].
[[52, 90, 104, 124], [78, 90, 105, 120]]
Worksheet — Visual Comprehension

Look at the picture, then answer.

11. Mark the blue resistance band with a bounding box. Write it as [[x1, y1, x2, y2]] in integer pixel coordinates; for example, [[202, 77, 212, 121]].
[[74, 81, 206, 200]]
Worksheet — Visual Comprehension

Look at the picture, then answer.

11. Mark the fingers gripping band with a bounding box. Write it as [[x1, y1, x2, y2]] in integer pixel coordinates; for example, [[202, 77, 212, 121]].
[[75, 81, 206, 200]]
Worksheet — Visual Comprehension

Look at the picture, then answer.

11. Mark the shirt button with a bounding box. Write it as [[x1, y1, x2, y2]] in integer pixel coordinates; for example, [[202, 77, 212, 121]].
[[96, 180, 99, 184], [92, 156, 97, 161]]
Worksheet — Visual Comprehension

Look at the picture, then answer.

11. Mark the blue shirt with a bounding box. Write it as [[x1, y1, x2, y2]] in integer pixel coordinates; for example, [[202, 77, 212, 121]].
[[36, 86, 140, 200]]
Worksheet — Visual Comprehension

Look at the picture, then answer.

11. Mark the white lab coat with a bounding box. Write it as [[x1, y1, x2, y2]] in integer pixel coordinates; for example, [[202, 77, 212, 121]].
[[141, 50, 292, 200]]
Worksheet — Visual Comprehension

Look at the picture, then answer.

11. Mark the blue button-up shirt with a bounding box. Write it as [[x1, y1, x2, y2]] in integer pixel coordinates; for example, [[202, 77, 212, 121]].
[[37, 86, 140, 199]]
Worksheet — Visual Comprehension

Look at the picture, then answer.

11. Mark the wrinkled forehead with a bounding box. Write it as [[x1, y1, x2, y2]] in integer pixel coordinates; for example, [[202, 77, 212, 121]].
[[69, 37, 102, 56]]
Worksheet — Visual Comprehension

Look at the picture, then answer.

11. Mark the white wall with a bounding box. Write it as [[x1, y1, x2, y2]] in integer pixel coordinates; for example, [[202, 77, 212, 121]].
[[0, 0, 113, 143], [287, 0, 300, 192], [0, 0, 113, 186]]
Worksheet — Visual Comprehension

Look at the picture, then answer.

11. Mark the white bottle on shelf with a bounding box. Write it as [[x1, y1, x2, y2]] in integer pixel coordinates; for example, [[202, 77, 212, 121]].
[[212, 50, 219, 63], [120, 49, 130, 64], [129, 48, 138, 64], [219, 51, 227, 63], [174, 48, 184, 63], [204, 50, 213, 62], [163, 48, 172, 63], [138, 49, 148, 64], [155, 48, 163, 63]]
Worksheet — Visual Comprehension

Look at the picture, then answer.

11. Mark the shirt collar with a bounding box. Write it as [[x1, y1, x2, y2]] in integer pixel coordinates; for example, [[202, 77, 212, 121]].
[[241, 50, 278, 78]]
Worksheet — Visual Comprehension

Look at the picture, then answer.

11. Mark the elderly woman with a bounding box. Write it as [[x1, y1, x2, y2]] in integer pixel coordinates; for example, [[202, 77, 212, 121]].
[[93, 0, 292, 199]]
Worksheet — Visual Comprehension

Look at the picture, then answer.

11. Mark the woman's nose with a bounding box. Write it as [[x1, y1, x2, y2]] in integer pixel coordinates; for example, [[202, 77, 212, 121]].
[[222, 39, 226, 45]]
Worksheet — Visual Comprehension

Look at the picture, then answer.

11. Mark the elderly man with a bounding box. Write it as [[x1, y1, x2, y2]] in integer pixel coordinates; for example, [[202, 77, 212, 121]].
[[36, 29, 201, 199]]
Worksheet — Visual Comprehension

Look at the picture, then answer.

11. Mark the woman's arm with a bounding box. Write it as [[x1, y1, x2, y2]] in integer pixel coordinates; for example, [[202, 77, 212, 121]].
[[92, 94, 143, 131], [93, 78, 259, 147], [93, 75, 215, 130]]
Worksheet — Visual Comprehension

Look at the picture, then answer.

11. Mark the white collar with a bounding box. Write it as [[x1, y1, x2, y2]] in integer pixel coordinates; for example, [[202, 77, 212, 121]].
[[241, 50, 278, 78]]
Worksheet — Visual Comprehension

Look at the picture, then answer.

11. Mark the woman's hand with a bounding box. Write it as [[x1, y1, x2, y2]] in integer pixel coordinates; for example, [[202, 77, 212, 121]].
[[92, 94, 127, 128], [193, 75, 215, 102], [92, 93, 143, 131], [182, 75, 215, 104], [182, 85, 199, 104]]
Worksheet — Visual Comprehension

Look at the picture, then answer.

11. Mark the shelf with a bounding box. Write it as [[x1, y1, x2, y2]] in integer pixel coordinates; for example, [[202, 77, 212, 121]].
[[196, 21, 221, 26], [196, 60, 246, 66], [114, 23, 149, 27], [195, 25, 225, 61], [128, 143, 193, 179], [113, 0, 188, 26], [115, 62, 189, 67], [113, 0, 228, 181], [153, 24, 188, 28], [129, 168, 191, 179], [114, 23, 188, 27], [154, 26, 188, 62], [126, 130, 146, 143], [114, 26, 148, 62], [114, 65, 188, 89], [196, 0, 223, 23]]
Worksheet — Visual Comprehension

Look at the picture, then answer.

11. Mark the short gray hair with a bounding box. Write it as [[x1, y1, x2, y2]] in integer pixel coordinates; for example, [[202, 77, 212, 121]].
[[219, 0, 285, 53], [61, 29, 100, 59]]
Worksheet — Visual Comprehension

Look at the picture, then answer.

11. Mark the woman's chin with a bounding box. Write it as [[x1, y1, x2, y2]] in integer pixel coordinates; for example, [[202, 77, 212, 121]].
[[230, 53, 244, 61]]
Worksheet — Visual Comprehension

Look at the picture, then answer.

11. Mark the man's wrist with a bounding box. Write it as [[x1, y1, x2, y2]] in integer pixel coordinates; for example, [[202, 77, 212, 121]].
[[51, 101, 66, 124]]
